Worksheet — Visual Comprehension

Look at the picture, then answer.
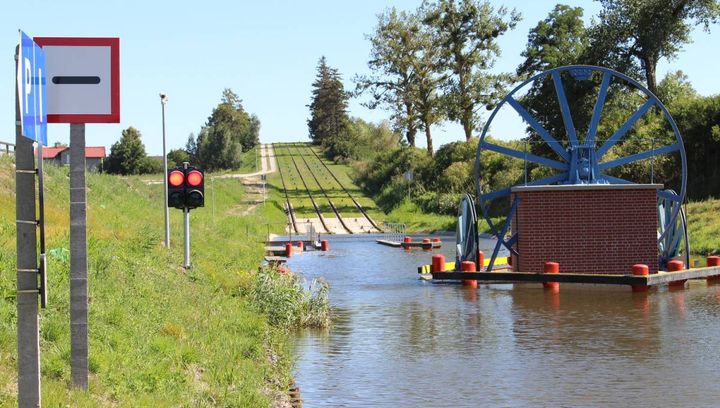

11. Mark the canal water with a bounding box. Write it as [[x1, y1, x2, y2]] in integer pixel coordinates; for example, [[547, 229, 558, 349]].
[[287, 234, 720, 407]]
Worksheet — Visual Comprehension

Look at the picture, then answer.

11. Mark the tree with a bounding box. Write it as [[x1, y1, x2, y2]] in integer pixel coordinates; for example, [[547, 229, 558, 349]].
[[167, 148, 189, 168], [516, 5, 594, 157], [356, 9, 421, 147], [423, 0, 521, 140], [593, 0, 720, 96], [193, 89, 261, 171], [105, 127, 149, 175], [308, 57, 350, 146]]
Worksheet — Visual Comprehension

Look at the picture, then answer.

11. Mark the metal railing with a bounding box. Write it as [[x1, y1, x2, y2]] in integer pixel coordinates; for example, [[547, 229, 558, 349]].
[[0, 141, 15, 155], [383, 222, 406, 243]]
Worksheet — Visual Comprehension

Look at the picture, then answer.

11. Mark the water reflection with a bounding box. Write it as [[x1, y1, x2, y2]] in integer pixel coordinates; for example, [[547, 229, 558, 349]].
[[290, 235, 720, 407]]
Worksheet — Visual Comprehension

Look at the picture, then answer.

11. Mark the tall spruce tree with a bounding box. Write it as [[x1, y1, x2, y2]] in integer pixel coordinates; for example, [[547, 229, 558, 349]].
[[308, 56, 350, 146]]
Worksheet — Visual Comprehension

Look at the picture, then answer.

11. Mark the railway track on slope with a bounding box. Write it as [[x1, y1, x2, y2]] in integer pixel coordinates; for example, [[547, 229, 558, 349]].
[[273, 143, 299, 234], [280, 143, 331, 234], [304, 144, 383, 232], [289, 143, 354, 234]]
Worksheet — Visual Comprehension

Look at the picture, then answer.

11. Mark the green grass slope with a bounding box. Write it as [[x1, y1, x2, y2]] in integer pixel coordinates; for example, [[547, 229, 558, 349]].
[[0, 155, 290, 407]]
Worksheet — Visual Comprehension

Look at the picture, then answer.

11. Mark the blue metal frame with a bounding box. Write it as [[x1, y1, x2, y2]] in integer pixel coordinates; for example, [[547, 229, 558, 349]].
[[486, 197, 520, 273], [475, 65, 688, 264]]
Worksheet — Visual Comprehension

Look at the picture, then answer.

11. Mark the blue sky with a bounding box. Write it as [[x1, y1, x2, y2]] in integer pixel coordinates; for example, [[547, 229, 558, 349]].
[[2, 1, 718, 155]]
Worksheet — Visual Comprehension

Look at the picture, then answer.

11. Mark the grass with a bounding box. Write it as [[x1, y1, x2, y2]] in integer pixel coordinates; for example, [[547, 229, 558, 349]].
[[686, 199, 720, 255], [0, 149, 325, 406]]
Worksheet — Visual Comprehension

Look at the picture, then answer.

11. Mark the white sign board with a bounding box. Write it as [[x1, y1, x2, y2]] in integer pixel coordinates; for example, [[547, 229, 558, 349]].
[[34, 37, 119, 123]]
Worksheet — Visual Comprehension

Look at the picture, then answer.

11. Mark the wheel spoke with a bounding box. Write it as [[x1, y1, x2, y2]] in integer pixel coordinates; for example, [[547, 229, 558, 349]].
[[507, 96, 569, 161], [599, 143, 680, 170], [596, 99, 656, 158], [481, 188, 511, 202], [481, 141, 567, 171], [480, 172, 569, 203], [586, 71, 611, 146], [552, 71, 579, 146]]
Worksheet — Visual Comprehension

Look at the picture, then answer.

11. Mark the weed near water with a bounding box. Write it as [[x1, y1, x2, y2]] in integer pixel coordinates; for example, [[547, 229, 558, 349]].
[[248, 267, 330, 329]]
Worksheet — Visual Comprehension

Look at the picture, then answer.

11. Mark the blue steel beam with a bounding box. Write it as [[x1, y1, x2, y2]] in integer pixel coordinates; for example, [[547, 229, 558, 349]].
[[658, 190, 682, 202], [480, 172, 569, 202], [552, 71, 579, 146], [598, 143, 680, 170], [586, 71, 611, 146], [481, 141, 568, 171], [596, 99, 656, 158], [507, 96, 570, 161]]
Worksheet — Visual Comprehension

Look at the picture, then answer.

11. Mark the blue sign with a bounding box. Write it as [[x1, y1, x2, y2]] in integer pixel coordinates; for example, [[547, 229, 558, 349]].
[[17, 30, 47, 145]]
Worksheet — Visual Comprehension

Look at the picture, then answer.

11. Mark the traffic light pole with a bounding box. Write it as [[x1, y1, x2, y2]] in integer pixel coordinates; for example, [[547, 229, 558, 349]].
[[183, 162, 191, 268]]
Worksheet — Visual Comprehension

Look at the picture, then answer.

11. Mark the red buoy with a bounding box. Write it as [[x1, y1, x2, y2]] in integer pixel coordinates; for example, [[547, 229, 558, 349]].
[[543, 261, 560, 292], [432, 254, 445, 273], [403, 236, 412, 250], [461, 260, 477, 288], [707, 256, 720, 283], [321, 240, 329, 252], [422, 238, 432, 251], [285, 243, 292, 258], [478, 250, 485, 271], [668, 260, 686, 289], [297, 240, 304, 251], [631, 264, 650, 292]]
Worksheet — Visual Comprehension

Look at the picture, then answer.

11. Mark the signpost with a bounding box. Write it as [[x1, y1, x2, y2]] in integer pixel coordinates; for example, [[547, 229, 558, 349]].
[[35, 36, 120, 391], [15, 29, 47, 408]]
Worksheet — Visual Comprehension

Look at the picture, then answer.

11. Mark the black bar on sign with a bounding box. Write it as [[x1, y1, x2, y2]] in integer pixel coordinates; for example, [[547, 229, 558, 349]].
[[52, 76, 101, 85]]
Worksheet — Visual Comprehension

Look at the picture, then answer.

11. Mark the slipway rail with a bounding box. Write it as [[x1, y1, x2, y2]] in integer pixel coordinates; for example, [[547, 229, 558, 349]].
[[290, 144, 354, 234], [274, 144, 299, 234], [306, 144, 382, 232], [281, 143, 331, 234]]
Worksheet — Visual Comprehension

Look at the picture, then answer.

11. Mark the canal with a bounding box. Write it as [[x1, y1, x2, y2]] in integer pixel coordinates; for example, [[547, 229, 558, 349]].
[[287, 234, 720, 407]]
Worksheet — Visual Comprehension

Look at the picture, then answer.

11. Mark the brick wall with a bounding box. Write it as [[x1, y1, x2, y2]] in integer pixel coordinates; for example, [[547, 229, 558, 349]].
[[511, 185, 659, 274]]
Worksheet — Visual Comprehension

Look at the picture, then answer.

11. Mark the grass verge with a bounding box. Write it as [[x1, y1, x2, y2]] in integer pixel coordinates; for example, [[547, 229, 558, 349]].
[[0, 152, 325, 406]]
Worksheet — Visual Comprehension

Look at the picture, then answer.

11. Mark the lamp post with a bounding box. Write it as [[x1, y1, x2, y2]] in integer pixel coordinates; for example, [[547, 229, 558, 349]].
[[160, 93, 170, 247]]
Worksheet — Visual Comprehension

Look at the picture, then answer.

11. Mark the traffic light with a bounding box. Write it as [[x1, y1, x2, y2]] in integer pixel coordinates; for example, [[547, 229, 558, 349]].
[[185, 167, 204, 209], [166, 165, 205, 209], [167, 168, 185, 209]]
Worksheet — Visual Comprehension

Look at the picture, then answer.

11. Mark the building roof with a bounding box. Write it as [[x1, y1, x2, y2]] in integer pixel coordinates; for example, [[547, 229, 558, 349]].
[[35, 146, 106, 159], [39, 147, 66, 158]]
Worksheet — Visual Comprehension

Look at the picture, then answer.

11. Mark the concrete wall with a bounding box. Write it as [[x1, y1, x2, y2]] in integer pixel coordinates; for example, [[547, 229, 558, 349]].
[[511, 185, 660, 274]]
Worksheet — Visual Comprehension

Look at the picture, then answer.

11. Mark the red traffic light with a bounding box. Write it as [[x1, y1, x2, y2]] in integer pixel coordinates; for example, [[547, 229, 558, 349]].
[[187, 170, 203, 187], [168, 170, 184, 187]]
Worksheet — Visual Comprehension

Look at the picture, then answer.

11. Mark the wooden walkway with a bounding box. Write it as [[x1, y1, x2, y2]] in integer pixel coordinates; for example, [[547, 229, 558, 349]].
[[430, 266, 720, 285], [376, 240, 442, 248]]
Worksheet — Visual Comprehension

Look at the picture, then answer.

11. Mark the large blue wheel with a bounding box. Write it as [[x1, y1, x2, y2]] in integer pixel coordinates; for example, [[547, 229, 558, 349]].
[[475, 65, 687, 269]]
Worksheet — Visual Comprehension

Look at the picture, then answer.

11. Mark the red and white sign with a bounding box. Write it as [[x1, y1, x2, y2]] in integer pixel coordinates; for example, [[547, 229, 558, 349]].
[[34, 37, 120, 123]]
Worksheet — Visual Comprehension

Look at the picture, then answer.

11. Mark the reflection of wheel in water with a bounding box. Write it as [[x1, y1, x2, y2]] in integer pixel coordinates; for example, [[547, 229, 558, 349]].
[[474, 65, 687, 270]]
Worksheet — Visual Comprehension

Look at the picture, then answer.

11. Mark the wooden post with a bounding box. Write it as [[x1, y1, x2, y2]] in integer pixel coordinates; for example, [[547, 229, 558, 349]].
[[70, 123, 89, 389]]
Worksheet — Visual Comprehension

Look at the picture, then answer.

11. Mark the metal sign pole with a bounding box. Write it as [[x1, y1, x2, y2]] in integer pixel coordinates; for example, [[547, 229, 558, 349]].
[[15, 47, 41, 405], [160, 94, 170, 247], [183, 162, 191, 268], [69, 123, 88, 390]]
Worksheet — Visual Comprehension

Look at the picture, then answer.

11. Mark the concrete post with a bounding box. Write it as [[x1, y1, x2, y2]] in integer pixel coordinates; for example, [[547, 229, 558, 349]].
[[70, 123, 89, 389]]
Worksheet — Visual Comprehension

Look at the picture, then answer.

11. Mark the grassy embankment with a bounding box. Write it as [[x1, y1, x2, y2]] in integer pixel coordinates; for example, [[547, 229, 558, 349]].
[[0, 151, 302, 406]]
